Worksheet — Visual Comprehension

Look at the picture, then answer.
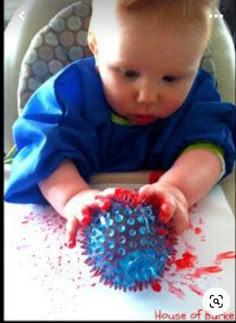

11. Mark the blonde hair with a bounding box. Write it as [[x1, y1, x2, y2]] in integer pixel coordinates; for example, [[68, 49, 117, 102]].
[[90, 0, 219, 41]]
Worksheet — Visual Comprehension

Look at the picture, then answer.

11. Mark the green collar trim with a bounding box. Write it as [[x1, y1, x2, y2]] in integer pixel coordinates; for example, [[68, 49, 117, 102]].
[[111, 112, 133, 126]]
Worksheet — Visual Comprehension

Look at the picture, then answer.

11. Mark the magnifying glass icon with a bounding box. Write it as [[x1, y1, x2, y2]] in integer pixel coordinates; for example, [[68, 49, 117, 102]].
[[213, 298, 220, 306], [203, 288, 230, 315]]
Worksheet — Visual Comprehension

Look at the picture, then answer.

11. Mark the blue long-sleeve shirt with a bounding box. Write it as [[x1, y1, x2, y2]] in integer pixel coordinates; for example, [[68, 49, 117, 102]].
[[4, 57, 236, 205]]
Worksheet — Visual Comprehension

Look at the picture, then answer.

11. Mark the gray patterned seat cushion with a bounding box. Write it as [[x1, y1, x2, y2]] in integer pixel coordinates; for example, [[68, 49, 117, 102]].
[[17, 0, 217, 114], [17, 0, 92, 113]]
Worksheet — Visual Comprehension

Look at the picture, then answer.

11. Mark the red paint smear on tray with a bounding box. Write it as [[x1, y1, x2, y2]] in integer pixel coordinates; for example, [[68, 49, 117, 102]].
[[192, 265, 223, 278], [188, 221, 194, 231], [21, 220, 29, 224], [167, 281, 185, 299], [188, 284, 204, 296], [165, 245, 231, 298], [151, 280, 162, 292], [214, 251, 236, 265], [174, 251, 198, 270], [15, 202, 235, 300], [199, 217, 204, 225], [183, 240, 196, 253], [194, 227, 202, 234]]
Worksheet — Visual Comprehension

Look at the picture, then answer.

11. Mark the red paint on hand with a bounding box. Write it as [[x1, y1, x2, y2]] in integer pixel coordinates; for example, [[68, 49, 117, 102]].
[[156, 228, 169, 235], [115, 188, 134, 203], [67, 238, 76, 249], [158, 202, 171, 224], [101, 200, 112, 212], [81, 208, 91, 226], [95, 195, 112, 212]]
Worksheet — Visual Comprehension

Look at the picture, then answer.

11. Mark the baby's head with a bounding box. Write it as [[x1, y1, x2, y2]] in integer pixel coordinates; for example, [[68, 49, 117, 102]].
[[88, 0, 218, 125]]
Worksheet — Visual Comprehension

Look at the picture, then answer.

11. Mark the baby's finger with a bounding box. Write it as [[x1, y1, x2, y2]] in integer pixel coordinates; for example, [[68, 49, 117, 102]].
[[95, 187, 135, 211], [94, 192, 114, 211], [158, 197, 176, 224], [138, 184, 154, 198], [138, 185, 175, 222], [66, 216, 80, 248], [98, 187, 118, 196], [170, 207, 189, 235], [138, 185, 164, 207]]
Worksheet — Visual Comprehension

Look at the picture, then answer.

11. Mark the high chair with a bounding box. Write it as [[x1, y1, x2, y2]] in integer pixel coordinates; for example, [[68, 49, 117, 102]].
[[4, 0, 235, 212]]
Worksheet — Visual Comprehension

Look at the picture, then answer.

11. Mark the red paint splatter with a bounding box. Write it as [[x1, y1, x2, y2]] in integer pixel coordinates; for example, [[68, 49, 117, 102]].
[[188, 221, 194, 230], [67, 239, 76, 249], [151, 280, 162, 292], [188, 284, 204, 296], [16, 245, 30, 250], [188, 203, 198, 213], [167, 281, 185, 299], [182, 237, 196, 253], [44, 233, 49, 241], [9, 194, 236, 301], [90, 282, 97, 287], [214, 251, 236, 265], [192, 265, 223, 278], [174, 251, 198, 270], [199, 217, 204, 225], [194, 227, 202, 234]]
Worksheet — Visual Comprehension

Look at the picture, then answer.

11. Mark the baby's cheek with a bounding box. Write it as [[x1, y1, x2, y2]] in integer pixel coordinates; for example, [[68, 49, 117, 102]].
[[157, 100, 181, 118], [168, 98, 184, 112]]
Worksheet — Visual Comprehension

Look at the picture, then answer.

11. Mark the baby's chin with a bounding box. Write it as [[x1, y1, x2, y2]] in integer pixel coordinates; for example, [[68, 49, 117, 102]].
[[128, 114, 158, 125]]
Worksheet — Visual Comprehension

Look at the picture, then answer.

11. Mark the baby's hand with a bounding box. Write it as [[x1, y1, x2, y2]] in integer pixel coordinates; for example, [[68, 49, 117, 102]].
[[62, 189, 101, 248], [138, 182, 189, 234], [62, 188, 116, 248]]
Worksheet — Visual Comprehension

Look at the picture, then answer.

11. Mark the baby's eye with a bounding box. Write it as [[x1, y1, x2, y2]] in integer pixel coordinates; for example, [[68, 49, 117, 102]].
[[123, 70, 140, 79], [162, 75, 177, 83]]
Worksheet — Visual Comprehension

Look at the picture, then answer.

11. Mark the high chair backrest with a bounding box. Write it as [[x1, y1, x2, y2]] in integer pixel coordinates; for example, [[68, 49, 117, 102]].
[[4, 0, 235, 153]]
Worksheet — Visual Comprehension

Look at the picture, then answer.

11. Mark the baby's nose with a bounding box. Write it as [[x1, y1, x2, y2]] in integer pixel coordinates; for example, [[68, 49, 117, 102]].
[[136, 85, 158, 105]]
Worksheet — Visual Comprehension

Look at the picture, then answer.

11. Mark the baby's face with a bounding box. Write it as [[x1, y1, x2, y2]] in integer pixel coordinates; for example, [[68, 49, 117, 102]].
[[93, 11, 207, 125]]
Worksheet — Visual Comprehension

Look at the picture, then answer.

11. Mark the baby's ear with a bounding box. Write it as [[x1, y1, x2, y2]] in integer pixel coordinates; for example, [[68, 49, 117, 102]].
[[88, 31, 98, 59]]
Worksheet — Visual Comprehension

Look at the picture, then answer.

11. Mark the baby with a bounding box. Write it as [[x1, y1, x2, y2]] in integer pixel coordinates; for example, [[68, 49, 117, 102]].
[[5, 0, 235, 248]]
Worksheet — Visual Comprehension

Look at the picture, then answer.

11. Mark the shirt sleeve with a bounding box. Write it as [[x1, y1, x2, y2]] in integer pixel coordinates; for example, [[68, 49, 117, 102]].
[[4, 64, 99, 205], [160, 70, 236, 177]]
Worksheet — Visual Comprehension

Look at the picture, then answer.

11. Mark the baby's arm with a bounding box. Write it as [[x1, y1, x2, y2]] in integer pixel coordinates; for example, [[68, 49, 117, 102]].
[[139, 148, 222, 234], [39, 149, 222, 243], [38, 160, 100, 247]]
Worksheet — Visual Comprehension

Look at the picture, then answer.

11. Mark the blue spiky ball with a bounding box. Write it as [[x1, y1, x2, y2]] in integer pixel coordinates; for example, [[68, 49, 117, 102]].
[[81, 188, 175, 291]]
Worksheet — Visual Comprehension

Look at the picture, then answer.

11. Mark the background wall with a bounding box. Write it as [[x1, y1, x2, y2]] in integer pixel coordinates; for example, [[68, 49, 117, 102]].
[[4, 0, 236, 45], [219, 0, 236, 47], [4, 0, 24, 27]]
